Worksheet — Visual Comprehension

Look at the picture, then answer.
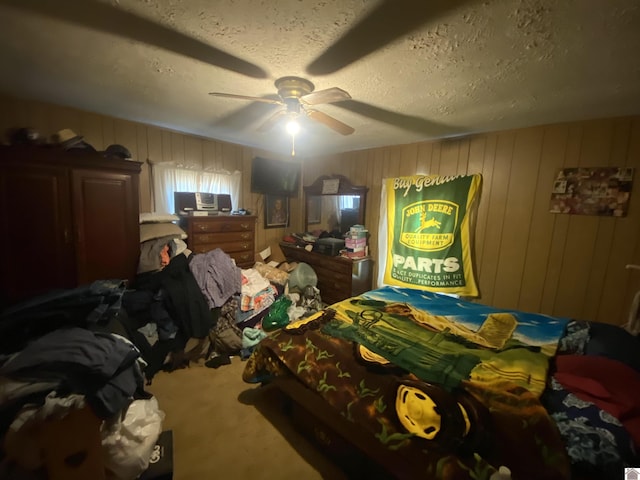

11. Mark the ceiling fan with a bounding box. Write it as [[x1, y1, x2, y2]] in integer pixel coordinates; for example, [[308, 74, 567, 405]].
[[209, 76, 355, 136]]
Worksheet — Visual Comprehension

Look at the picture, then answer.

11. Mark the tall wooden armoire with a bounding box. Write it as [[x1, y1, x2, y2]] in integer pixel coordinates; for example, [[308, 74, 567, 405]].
[[0, 145, 141, 306]]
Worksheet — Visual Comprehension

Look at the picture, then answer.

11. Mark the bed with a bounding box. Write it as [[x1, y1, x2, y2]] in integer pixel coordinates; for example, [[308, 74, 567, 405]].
[[243, 286, 640, 479]]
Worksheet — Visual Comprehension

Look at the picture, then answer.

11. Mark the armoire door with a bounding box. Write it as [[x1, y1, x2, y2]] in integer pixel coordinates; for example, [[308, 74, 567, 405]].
[[1, 166, 75, 304], [71, 169, 140, 286]]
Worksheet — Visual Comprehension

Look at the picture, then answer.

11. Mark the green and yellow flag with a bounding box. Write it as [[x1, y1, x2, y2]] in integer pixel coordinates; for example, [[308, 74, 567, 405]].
[[382, 174, 482, 297]]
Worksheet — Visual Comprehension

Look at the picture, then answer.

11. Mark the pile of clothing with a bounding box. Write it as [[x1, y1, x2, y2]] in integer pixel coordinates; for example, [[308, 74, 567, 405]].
[[0, 281, 164, 479], [127, 213, 267, 376]]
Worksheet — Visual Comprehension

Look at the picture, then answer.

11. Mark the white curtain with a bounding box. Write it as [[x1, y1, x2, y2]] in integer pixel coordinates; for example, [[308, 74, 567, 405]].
[[151, 163, 242, 214]]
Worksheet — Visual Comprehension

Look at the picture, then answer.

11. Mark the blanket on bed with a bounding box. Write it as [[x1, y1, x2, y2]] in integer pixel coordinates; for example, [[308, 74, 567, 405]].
[[244, 287, 572, 479], [324, 286, 568, 395]]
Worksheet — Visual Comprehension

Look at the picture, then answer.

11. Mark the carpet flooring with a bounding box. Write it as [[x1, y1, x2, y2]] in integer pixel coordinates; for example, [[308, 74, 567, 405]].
[[146, 356, 349, 480]]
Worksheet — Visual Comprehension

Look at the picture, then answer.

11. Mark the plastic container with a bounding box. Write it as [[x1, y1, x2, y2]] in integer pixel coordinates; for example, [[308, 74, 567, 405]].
[[288, 262, 318, 290]]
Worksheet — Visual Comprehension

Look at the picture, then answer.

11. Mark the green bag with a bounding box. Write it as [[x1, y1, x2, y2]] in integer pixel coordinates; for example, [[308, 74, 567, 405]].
[[262, 296, 292, 332]]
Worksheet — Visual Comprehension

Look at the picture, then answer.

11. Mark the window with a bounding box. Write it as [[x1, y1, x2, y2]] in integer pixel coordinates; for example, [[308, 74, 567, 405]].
[[152, 163, 241, 214], [339, 195, 360, 210]]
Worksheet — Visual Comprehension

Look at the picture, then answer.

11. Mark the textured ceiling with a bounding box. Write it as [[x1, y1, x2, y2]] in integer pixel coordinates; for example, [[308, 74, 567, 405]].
[[0, 0, 639, 157]]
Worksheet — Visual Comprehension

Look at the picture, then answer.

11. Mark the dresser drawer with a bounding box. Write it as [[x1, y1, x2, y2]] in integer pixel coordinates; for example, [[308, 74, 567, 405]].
[[281, 246, 352, 274], [190, 218, 254, 233], [191, 230, 253, 245], [191, 240, 254, 254], [312, 261, 352, 280], [316, 274, 351, 291], [228, 250, 255, 268], [190, 247, 254, 268], [317, 283, 351, 306], [279, 246, 308, 264], [188, 248, 254, 267]]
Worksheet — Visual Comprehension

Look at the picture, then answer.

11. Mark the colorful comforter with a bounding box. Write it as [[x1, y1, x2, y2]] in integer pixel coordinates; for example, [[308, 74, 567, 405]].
[[243, 286, 573, 479]]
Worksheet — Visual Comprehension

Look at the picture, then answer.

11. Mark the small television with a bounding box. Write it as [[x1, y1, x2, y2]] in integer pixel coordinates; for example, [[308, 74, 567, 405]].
[[250, 157, 300, 196]]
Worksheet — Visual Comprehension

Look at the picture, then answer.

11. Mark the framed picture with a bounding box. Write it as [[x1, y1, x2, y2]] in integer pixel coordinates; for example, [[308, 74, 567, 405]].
[[307, 196, 322, 224], [265, 194, 289, 228], [322, 178, 340, 194]]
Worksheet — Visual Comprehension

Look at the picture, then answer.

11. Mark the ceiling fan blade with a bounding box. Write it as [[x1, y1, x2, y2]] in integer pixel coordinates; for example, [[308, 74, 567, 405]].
[[306, 0, 467, 75], [306, 110, 355, 136], [257, 109, 288, 133], [209, 93, 283, 105], [333, 100, 458, 136], [214, 102, 282, 131], [2, 0, 268, 79], [300, 87, 352, 106]]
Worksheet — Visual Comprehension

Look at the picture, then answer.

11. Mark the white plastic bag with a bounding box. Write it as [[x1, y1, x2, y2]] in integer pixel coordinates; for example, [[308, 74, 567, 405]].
[[101, 397, 165, 480]]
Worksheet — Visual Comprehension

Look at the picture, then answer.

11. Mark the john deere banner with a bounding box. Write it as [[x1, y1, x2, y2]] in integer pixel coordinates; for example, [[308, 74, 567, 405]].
[[382, 174, 482, 297]]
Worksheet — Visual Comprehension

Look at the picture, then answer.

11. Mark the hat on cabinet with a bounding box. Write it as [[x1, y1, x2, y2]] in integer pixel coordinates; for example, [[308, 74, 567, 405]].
[[7, 127, 44, 146], [103, 144, 132, 160], [51, 129, 97, 152], [51, 129, 83, 148]]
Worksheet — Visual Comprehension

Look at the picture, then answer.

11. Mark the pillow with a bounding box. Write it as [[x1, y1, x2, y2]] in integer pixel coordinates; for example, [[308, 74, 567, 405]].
[[139, 212, 181, 224], [140, 222, 187, 243]]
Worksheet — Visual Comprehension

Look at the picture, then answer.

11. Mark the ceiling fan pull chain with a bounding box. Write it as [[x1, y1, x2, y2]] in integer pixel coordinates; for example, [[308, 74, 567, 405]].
[[291, 135, 296, 157]]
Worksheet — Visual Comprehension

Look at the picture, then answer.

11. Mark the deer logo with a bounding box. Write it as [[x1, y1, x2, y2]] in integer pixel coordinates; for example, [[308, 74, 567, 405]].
[[415, 212, 442, 232]]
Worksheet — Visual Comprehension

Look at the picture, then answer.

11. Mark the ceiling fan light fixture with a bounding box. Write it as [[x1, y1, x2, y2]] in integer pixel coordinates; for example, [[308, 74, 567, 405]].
[[209, 75, 355, 155], [286, 118, 300, 136], [286, 117, 301, 157]]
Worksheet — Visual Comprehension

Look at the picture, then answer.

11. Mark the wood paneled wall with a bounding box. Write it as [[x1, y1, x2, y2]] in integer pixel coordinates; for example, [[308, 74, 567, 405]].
[[0, 94, 301, 255], [306, 117, 640, 325], [2, 93, 638, 324]]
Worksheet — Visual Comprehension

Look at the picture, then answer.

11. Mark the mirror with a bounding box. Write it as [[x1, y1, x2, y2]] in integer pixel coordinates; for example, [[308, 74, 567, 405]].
[[304, 175, 368, 235]]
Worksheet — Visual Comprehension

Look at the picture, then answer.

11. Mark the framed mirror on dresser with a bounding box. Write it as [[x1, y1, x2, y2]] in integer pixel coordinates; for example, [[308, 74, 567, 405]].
[[280, 174, 373, 305], [303, 174, 368, 235]]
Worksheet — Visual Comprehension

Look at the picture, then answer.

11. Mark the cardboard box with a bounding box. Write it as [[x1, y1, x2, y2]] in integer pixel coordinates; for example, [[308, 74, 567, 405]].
[[348, 225, 368, 237], [139, 430, 173, 480], [258, 241, 287, 267], [346, 233, 367, 241], [345, 238, 367, 248]]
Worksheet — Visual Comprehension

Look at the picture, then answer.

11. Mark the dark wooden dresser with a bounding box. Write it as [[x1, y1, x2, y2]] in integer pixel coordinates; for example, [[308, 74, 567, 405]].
[[279, 242, 373, 305], [0, 145, 141, 305], [179, 215, 256, 268]]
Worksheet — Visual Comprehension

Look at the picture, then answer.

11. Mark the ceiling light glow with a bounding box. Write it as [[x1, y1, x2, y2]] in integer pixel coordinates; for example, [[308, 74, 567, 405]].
[[286, 119, 300, 136]]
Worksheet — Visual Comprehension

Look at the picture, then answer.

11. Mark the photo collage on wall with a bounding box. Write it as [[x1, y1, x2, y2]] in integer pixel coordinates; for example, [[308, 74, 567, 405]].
[[550, 167, 634, 217]]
